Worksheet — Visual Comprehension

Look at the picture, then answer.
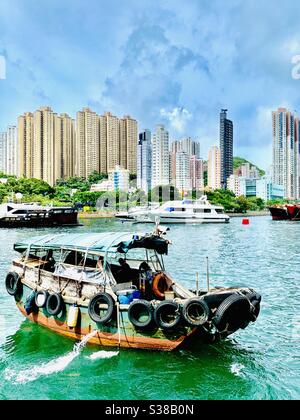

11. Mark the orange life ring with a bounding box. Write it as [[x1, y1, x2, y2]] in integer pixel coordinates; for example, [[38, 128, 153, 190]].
[[152, 273, 174, 300]]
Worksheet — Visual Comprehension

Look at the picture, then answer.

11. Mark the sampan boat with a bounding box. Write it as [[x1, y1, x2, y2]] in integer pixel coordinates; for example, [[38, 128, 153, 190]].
[[5, 229, 261, 351]]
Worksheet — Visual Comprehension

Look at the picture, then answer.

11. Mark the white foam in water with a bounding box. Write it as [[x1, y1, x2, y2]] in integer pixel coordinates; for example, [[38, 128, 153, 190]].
[[230, 363, 245, 376], [4, 330, 99, 384], [88, 350, 119, 361]]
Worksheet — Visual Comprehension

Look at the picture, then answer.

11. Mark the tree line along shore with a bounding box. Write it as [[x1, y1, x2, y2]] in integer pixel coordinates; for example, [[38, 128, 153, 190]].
[[0, 171, 288, 215]]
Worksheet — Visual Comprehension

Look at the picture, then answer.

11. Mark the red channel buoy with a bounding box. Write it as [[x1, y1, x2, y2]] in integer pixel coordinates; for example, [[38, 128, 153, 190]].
[[242, 219, 250, 225]]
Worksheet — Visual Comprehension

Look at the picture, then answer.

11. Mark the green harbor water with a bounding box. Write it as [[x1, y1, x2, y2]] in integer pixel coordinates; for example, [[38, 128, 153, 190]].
[[0, 216, 299, 400]]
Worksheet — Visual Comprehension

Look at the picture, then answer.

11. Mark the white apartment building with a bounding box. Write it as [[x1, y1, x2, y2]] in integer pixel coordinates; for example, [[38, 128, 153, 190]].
[[109, 165, 130, 192], [137, 129, 152, 193], [227, 174, 244, 197], [6, 126, 18, 175], [190, 156, 204, 190], [0, 132, 7, 173], [175, 151, 191, 192], [152, 125, 170, 188], [272, 108, 300, 199]]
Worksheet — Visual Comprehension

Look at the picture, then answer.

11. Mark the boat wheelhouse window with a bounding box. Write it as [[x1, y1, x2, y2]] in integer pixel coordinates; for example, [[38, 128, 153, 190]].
[[173, 208, 186, 212], [193, 209, 204, 213], [63, 250, 84, 266], [216, 209, 224, 214], [204, 209, 211, 213]]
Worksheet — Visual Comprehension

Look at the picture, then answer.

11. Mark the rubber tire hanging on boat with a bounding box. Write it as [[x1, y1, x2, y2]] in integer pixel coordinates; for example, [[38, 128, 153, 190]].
[[35, 290, 49, 308], [246, 292, 262, 321], [128, 300, 154, 329], [182, 298, 210, 327], [88, 293, 115, 324], [46, 293, 65, 316], [154, 301, 181, 330], [5, 272, 23, 297], [213, 294, 251, 333]]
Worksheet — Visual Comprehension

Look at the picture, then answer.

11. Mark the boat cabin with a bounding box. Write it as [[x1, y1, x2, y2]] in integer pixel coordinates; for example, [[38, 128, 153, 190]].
[[13, 232, 191, 302]]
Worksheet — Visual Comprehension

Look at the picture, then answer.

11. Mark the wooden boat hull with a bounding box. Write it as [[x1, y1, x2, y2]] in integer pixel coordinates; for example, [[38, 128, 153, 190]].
[[269, 205, 300, 221], [16, 283, 196, 352]]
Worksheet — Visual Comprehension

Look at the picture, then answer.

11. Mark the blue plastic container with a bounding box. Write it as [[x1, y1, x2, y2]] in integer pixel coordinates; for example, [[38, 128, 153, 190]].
[[118, 295, 130, 305]]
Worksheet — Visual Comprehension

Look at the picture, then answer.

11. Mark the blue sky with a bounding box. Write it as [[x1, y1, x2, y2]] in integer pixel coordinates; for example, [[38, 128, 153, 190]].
[[1, 0, 300, 170]]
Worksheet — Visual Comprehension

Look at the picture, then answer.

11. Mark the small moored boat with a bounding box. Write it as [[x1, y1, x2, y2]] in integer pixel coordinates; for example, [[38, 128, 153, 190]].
[[5, 229, 261, 351], [0, 203, 79, 227], [269, 204, 300, 221]]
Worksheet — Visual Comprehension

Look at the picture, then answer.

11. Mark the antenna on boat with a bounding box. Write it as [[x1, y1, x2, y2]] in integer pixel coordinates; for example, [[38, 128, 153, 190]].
[[206, 257, 210, 293]]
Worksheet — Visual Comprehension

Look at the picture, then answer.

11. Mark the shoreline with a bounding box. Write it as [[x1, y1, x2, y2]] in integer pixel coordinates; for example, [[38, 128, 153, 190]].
[[79, 210, 270, 219], [228, 211, 270, 218]]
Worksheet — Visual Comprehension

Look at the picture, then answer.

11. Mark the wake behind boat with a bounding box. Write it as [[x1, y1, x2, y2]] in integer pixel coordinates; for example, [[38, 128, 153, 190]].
[[5, 227, 260, 351], [131, 196, 230, 224]]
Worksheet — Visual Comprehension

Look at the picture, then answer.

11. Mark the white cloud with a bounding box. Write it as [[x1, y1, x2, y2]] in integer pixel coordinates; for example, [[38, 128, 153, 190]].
[[160, 107, 192, 134]]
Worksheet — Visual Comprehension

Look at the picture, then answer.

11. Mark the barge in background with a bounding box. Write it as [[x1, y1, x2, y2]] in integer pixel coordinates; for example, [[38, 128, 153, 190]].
[[269, 204, 300, 221], [0, 203, 79, 227], [5, 227, 261, 351]]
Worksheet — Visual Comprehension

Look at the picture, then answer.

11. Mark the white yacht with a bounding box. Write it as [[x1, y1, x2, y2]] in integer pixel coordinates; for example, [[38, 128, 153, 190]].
[[132, 196, 230, 224]]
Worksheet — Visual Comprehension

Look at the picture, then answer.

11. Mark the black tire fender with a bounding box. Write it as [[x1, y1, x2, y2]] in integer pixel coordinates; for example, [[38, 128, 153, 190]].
[[213, 294, 251, 333], [182, 298, 210, 327], [246, 292, 262, 321], [88, 293, 115, 324], [128, 300, 154, 329], [5, 272, 23, 297], [35, 290, 49, 308], [154, 301, 181, 330], [46, 293, 65, 317]]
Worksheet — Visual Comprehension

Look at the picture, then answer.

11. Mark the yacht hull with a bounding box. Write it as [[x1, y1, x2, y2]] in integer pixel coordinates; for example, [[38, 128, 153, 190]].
[[134, 214, 230, 224]]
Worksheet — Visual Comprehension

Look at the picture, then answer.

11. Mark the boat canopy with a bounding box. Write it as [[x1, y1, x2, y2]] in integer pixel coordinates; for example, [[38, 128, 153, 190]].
[[14, 232, 169, 255]]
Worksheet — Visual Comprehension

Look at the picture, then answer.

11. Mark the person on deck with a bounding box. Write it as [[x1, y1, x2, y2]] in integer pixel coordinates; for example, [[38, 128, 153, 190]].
[[117, 258, 132, 282]]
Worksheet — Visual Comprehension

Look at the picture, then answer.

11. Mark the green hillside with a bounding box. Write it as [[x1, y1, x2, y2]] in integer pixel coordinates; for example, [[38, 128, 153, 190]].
[[234, 157, 265, 177]]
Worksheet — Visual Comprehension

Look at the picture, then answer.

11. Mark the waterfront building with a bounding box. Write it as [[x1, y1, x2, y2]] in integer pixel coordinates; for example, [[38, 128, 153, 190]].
[[152, 125, 170, 188], [76, 108, 100, 178], [137, 129, 152, 193], [208, 146, 221, 190], [228, 175, 258, 197], [272, 108, 300, 199], [0, 132, 7, 173], [256, 177, 285, 201], [90, 179, 113, 192], [190, 156, 204, 190], [227, 175, 243, 197], [109, 165, 130, 192], [175, 151, 191, 192], [6, 126, 18, 176], [238, 178, 257, 197], [220, 109, 233, 189]]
